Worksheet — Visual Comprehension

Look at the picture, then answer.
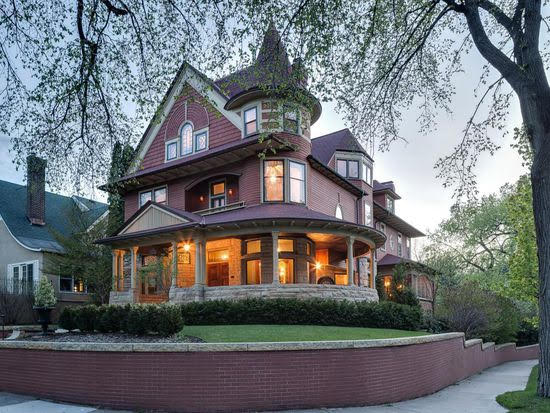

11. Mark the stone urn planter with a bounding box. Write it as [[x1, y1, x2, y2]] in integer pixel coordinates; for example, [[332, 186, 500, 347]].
[[33, 307, 53, 335], [33, 275, 57, 335]]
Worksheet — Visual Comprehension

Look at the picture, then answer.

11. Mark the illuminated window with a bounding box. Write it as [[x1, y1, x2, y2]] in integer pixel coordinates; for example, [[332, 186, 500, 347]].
[[195, 131, 208, 152], [263, 160, 284, 201], [166, 140, 178, 161], [208, 249, 229, 263], [246, 240, 261, 254], [139, 186, 167, 207], [210, 181, 226, 208], [246, 260, 261, 284], [306, 242, 311, 256], [181, 123, 193, 155], [278, 239, 294, 252], [278, 259, 294, 284], [335, 204, 343, 220], [244, 107, 258, 136], [289, 161, 305, 203], [283, 105, 299, 133]]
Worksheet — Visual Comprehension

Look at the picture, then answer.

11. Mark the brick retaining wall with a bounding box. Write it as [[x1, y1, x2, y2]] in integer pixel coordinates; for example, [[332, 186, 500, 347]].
[[0, 335, 538, 412]]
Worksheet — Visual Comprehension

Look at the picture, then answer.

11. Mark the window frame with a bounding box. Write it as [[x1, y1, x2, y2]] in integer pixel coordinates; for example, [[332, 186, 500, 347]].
[[386, 195, 395, 213], [138, 185, 168, 208], [180, 122, 194, 157], [243, 106, 259, 137], [245, 259, 262, 285], [7, 260, 38, 294], [165, 138, 178, 162], [194, 128, 209, 152], [59, 273, 87, 294], [283, 104, 300, 134], [378, 222, 386, 252], [397, 233, 403, 257], [364, 201, 372, 226], [261, 158, 307, 204], [288, 160, 306, 204], [246, 239, 261, 255], [336, 158, 359, 179], [209, 179, 227, 209]]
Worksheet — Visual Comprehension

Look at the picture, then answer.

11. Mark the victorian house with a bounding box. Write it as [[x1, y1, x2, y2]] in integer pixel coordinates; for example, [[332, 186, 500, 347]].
[[98, 25, 434, 309]]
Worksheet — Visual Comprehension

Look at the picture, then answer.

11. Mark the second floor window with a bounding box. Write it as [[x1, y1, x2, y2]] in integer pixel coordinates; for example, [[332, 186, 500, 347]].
[[283, 105, 299, 134], [362, 162, 373, 185], [244, 107, 258, 136], [289, 161, 305, 203], [181, 123, 193, 156], [397, 233, 403, 257], [264, 160, 284, 201], [336, 159, 359, 179], [364, 202, 372, 226], [263, 159, 306, 204], [210, 181, 226, 208], [139, 186, 167, 207], [377, 222, 386, 251], [407, 238, 411, 258], [387, 196, 395, 213]]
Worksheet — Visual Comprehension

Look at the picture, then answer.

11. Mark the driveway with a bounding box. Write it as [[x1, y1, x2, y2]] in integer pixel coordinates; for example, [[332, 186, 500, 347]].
[[0, 359, 537, 413]]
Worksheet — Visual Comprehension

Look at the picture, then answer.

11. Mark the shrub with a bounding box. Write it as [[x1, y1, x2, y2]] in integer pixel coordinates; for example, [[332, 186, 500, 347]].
[[516, 320, 539, 347], [74, 305, 99, 333], [97, 305, 129, 333], [34, 275, 57, 308], [421, 312, 448, 334], [58, 306, 77, 331], [125, 305, 151, 335], [155, 304, 184, 337], [438, 282, 520, 343]]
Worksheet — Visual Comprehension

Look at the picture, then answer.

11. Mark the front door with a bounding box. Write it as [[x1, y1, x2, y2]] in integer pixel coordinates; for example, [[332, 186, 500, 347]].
[[207, 262, 229, 286]]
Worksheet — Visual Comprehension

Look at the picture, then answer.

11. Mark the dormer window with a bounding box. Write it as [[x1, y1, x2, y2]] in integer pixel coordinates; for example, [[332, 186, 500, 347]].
[[387, 196, 395, 213], [181, 123, 193, 156], [283, 105, 299, 134], [336, 159, 359, 179], [244, 107, 258, 136], [362, 161, 373, 185]]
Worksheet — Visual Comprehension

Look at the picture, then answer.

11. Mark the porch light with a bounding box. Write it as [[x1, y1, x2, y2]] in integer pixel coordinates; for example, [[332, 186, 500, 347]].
[[315, 262, 322, 270], [384, 280, 390, 287], [221, 253, 228, 260], [183, 243, 191, 252], [228, 188, 233, 196], [199, 195, 205, 202]]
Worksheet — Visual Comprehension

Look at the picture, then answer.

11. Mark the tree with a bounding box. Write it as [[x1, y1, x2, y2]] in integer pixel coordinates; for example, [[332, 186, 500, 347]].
[[107, 141, 134, 234], [2, 0, 550, 395], [45, 205, 112, 304]]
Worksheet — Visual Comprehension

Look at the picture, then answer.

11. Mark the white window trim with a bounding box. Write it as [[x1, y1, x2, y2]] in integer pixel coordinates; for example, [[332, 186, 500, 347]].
[[364, 201, 372, 226], [243, 105, 259, 137], [397, 232, 403, 257], [194, 127, 209, 153], [138, 185, 168, 208], [260, 158, 307, 205], [165, 138, 179, 162], [378, 222, 386, 252], [6, 260, 39, 294]]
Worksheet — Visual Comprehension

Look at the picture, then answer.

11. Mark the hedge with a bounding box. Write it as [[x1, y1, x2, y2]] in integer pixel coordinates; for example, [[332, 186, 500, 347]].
[[59, 299, 423, 336]]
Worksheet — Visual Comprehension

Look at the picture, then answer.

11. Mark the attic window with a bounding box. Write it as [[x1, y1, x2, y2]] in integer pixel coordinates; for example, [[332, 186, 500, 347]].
[[244, 107, 258, 136], [387, 196, 395, 213], [181, 124, 193, 156], [336, 159, 359, 179]]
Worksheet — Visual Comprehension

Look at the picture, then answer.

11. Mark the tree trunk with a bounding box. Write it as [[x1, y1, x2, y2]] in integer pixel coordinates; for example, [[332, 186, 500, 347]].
[[523, 92, 550, 397]]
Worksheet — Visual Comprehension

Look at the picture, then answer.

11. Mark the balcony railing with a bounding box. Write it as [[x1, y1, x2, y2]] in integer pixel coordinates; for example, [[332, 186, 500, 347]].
[[195, 201, 246, 216]]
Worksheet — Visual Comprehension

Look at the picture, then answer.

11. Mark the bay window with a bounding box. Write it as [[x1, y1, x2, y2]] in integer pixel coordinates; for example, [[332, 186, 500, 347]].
[[246, 260, 261, 284], [336, 159, 359, 178]]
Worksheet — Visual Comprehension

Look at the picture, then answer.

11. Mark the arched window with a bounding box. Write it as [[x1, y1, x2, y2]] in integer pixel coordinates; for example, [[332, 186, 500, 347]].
[[180, 123, 193, 156], [335, 204, 343, 220]]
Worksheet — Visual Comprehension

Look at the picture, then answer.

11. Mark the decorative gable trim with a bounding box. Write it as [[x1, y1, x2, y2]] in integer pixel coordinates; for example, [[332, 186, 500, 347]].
[[119, 204, 189, 235], [131, 63, 242, 173]]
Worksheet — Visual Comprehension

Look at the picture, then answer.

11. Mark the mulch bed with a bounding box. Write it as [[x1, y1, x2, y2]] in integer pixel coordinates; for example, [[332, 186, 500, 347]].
[[23, 332, 204, 343]]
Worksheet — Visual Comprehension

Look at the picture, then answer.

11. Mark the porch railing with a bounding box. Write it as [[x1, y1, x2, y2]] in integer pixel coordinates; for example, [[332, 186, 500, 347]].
[[195, 201, 245, 216]]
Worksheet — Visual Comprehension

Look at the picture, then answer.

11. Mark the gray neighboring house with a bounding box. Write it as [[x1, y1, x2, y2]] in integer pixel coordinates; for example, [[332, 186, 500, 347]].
[[0, 155, 108, 306]]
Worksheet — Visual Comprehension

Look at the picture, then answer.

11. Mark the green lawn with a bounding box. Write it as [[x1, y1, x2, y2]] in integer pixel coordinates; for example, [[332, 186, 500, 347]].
[[178, 324, 429, 343], [497, 365, 550, 412]]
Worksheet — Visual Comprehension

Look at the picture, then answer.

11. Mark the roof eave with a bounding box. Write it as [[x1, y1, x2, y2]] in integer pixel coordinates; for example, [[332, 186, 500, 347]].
[[307, 155, 364, 197]]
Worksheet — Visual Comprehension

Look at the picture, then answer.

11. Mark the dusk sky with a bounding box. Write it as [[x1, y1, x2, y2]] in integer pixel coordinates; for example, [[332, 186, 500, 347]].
[[0, 34, 529, 245]]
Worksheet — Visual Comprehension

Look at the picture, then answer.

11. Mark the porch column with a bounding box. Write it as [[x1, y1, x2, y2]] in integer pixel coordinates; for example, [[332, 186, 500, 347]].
[[194, 238, 206, 286], [347, 236, 355, 286], [272, 231, 279, 284], [130, 246, 138, 293], [369, 249, 375, 288], [200, 240, 207, 285], [111, 250, 118, 291], [171, 241, 178, 289]]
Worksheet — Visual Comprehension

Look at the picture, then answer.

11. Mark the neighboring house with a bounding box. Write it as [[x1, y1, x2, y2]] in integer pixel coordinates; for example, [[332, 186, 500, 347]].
[[98, 24, 433, 308], [0, 155, 108, 307]]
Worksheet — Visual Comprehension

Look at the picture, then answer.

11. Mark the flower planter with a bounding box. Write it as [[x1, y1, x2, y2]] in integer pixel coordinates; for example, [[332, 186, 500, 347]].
[[34, 307, 53, 335]]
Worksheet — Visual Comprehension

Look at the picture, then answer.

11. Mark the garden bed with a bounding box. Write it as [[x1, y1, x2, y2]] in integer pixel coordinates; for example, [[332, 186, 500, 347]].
[[22, 332, 203, 343]]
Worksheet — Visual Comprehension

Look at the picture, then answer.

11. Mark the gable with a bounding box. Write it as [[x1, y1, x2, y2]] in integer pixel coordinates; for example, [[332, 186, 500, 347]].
[[133, 65, 243, 172], [119, 204, 188, 235]]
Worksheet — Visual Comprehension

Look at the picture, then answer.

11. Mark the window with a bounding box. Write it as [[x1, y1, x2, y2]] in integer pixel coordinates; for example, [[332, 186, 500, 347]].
[[387, 196, 395, 213], [246, 260, 261, 284], [278, 239, 294, 252], [139, 186, 167, 207], [362, 162, 373, 184], [335, 204, 343, 220], [180, 123, 193, 155], [244, 107, 258, 136], [8, 262, 36, 294], [195, 131, 208, 152], [377, 222, 386, 251], [306, 242, 311, 256], [283, 105, 299, 133], [166, 140, 178, 161], [246, 240, 261, 254], [60, 275, 86, 293], [210, 181, 226, 208], [208, 249, 229, 262], [263, 160, 284, 201], [278, 259, 294, 284], [389, 235, 394, 250], [289, 161, 305, 203], [407, 238, 411, 258], [336, 159, 359, 178], [397, 233, 403, 257], [364, 202, 372, 226]]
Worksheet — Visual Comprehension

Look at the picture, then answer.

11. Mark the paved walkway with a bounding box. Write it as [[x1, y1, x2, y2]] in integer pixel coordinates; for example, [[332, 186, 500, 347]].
[[0, 359, 537, 412]]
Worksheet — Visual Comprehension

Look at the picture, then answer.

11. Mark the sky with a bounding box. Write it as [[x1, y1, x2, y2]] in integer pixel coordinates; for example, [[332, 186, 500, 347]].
[[0, 29, 529, 244]]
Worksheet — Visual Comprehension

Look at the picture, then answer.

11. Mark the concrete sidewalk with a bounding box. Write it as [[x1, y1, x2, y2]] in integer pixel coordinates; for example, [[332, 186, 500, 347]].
[[0, 359, 537, 412]]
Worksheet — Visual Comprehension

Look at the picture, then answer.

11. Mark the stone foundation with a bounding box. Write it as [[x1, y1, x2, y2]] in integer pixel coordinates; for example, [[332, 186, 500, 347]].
[[169, 284, 379, 303]]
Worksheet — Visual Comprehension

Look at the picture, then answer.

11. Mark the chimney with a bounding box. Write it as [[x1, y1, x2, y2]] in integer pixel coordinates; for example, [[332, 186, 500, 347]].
[[26, 155, 47, 226]]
